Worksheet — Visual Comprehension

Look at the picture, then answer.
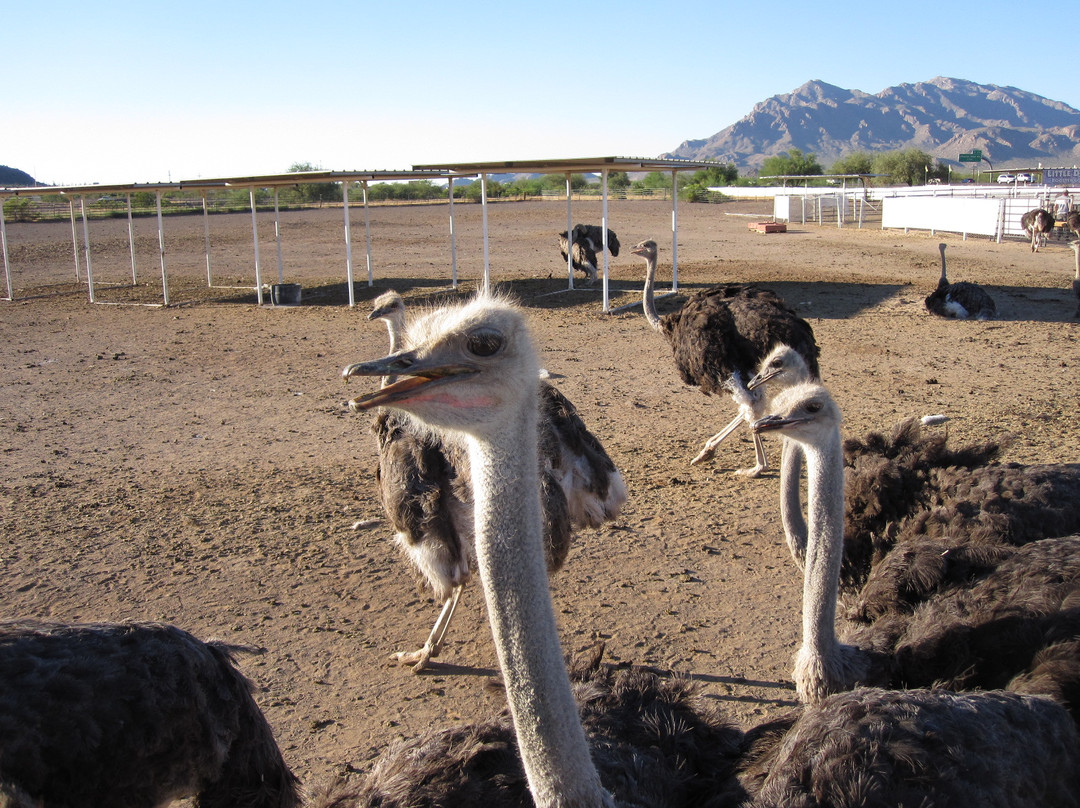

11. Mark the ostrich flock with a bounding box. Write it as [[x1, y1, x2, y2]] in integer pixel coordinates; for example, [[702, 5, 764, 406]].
[[3, 211, 1080, 808]]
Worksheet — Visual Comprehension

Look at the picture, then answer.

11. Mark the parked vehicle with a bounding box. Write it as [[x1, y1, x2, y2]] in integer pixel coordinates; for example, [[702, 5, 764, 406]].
[[997, 173, 1016, 184], [1016, 173, 1033, 183]]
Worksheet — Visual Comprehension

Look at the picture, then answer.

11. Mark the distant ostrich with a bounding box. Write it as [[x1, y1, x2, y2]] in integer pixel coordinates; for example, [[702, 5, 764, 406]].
[[631, 238, 820, 476], [1021, 208, 1055, 252], [325, 295, 1080, 808], [1071, 240, 1080, 317], [754, 381, 1080, 708], [557, 224, 620, 285], [924, 242, 997, 320], [0, 620, 300, 808], [357, 290, 626, 672]]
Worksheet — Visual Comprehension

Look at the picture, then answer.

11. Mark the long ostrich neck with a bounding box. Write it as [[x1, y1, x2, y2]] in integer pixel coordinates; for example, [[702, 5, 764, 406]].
[[798, 424, 845, 666], [938, 245, 948, 287], [379, 313, 405, 388], [778, 439, 808, 565], [465, 400, 612, 808], [641, 253, 663, 332]]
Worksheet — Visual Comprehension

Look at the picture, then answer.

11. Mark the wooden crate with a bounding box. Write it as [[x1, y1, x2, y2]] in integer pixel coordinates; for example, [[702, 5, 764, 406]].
[[749, 221, 787, 233]]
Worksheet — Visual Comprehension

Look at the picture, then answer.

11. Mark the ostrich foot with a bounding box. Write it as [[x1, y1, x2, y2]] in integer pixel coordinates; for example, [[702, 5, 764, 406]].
[[392, 645, 439, 673], [690, 413, 745, 465], [734, 462, 769, 478]]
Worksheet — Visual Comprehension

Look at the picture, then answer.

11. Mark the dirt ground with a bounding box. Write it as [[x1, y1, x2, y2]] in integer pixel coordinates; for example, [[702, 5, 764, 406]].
[[2, 198, 1079, 796]]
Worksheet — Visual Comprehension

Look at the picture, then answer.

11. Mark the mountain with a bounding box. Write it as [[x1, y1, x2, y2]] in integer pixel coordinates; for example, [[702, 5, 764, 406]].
[[664, 77, 1080, 172], [0, 165, 37, 186]]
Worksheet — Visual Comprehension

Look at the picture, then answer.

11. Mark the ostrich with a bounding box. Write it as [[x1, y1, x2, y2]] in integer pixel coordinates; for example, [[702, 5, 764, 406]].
[[924, 242, 997, 320], [754, 381, 1080, 708], [1021, 208, 1055, 252], [1066, 211, 1080, 241], [328, 294, 1080, 808], [1071, 241, 1080, 318], [0, 620, 300, 808], [630, 238, 820, 476], [557, 224, 620, 285], [358, 291, 626, 672]]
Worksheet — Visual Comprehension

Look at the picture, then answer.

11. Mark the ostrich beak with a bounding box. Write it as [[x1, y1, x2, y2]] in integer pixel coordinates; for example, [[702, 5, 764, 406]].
[[747, 366, 783, 391], [342, 351, 478, 412], [752, 413, 809, 434], [630, 245, 649, 257]]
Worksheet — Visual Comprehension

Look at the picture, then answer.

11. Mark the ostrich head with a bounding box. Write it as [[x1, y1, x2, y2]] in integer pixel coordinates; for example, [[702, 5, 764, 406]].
[[369, 290, 406, 325], [748, 344, 814, 392], [752, 381, 842, 443], [630, 240, 657, 262], [343, 294, 539, 437]]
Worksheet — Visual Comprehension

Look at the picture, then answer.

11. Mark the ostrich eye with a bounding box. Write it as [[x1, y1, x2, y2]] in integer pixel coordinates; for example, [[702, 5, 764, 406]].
[[805, 401, 823, 414], [467, 328, 504, 357]]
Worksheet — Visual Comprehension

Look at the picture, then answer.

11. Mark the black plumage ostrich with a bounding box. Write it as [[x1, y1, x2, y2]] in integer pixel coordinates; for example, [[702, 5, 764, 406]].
[[1021, 208, 1055, 252], [320, 296, 1080, 808], [924, 242, 996, 319], [557, 224, 620, 285], [755, 381, 1080, 712], [630, 239, 820, 476], [0, 620, 299, 808], [357, 291, 626, 672]]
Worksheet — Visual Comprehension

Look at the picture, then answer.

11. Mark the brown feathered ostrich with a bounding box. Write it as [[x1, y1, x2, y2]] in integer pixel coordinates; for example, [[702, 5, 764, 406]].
[[357, 291, 626, 672], [924, 242, 997, 320], [0, 620, 299, 808], [754, 381, 1080, 712], [630, 239, 820, 476], [322, 294, 1080, 808], [557, 224, 620, 285], [1021, 208, 1055, 252]]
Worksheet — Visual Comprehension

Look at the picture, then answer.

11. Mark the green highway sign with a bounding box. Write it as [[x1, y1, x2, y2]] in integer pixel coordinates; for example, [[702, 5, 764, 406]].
[[959, 152, 981, 162]]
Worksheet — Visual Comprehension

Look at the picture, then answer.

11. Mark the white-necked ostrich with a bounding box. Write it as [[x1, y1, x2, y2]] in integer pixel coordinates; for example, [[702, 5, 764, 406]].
[[1071, 240, 1080, 318], [321, 294, 1080, 808], [754, 381, 1080, 712], [358, 291, 626, 672], [630, 239, 820, 476], [558, 224, 620, 285], [1021, 208, 1055, 252], [924, 242, 997, 320], [0, 620, 300, 808]]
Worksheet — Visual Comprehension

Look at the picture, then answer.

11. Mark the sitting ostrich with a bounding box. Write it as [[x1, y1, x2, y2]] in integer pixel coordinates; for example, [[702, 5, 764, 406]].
[[924, 242, 996, 320], [1021, 208, 1055, 252], [357, 290, 626, 672], [630, 238, 820, 476], [322, 294, 1080, 808], [0, 620, 300, 808], [557, 224, 620, 285], [754, 381, 1080, 710]]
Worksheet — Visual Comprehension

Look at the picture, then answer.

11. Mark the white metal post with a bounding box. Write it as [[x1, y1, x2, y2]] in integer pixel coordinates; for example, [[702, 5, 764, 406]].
[[126, 193, 137, 285], [448, 178, 458, 289], [343, 181, 355, 307], [274, 188, 284, 285], [80, 197, 95, 303], [249, 186, 263, 305], [480, 174, 491, 295], [202, 193, 212, 286], [362, 181, 373, 286], [0, 199, 11, 301], [69, 200, 81, 281], [670, 170, 679, 292], [156, 191, 169, 306], [601, 169, 610, 312], [565, 173, 574, 290]]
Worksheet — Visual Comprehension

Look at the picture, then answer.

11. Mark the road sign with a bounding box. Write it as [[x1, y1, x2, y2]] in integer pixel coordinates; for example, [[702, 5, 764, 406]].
[[959, 153, 980, 163]]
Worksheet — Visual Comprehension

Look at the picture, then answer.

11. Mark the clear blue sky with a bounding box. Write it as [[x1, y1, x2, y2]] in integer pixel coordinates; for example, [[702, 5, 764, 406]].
[[5, 0, 1077, 186]]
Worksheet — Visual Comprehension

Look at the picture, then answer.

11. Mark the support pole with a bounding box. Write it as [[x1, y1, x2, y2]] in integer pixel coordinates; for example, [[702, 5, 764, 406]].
[[249, 186, 263, 305], [566, 173, 574, 290], [80, 197, 95, 303], [448, 178, 458, 289], [126, 193, 137, 285], [601, 169, 610, 312], [202, 193, 213, 286], [362, 181, 373, 286], [343, 181, 355, 307], [155, 191, 169, 306], [670, 170, 679, 292], [69, 200, 81, 281], [0, 198, 11, 301], [273, 187, 284, 284], [480, 173, 491, 295]]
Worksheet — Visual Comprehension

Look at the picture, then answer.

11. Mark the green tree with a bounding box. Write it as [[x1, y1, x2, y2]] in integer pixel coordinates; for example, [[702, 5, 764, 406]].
[[287, 161, 338, 204], [830, 153, 874, 176], [871, 149, 941, 186], [760, 148, 823, 179]]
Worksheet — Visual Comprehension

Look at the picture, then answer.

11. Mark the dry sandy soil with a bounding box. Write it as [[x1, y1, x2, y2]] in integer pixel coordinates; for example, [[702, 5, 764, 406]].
[[2, 198, 1079, 797]]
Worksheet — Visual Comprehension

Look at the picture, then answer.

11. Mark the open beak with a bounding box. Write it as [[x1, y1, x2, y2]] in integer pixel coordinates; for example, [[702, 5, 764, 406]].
[[752, 413, 808, 434], [342, 351, 477, 412]]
